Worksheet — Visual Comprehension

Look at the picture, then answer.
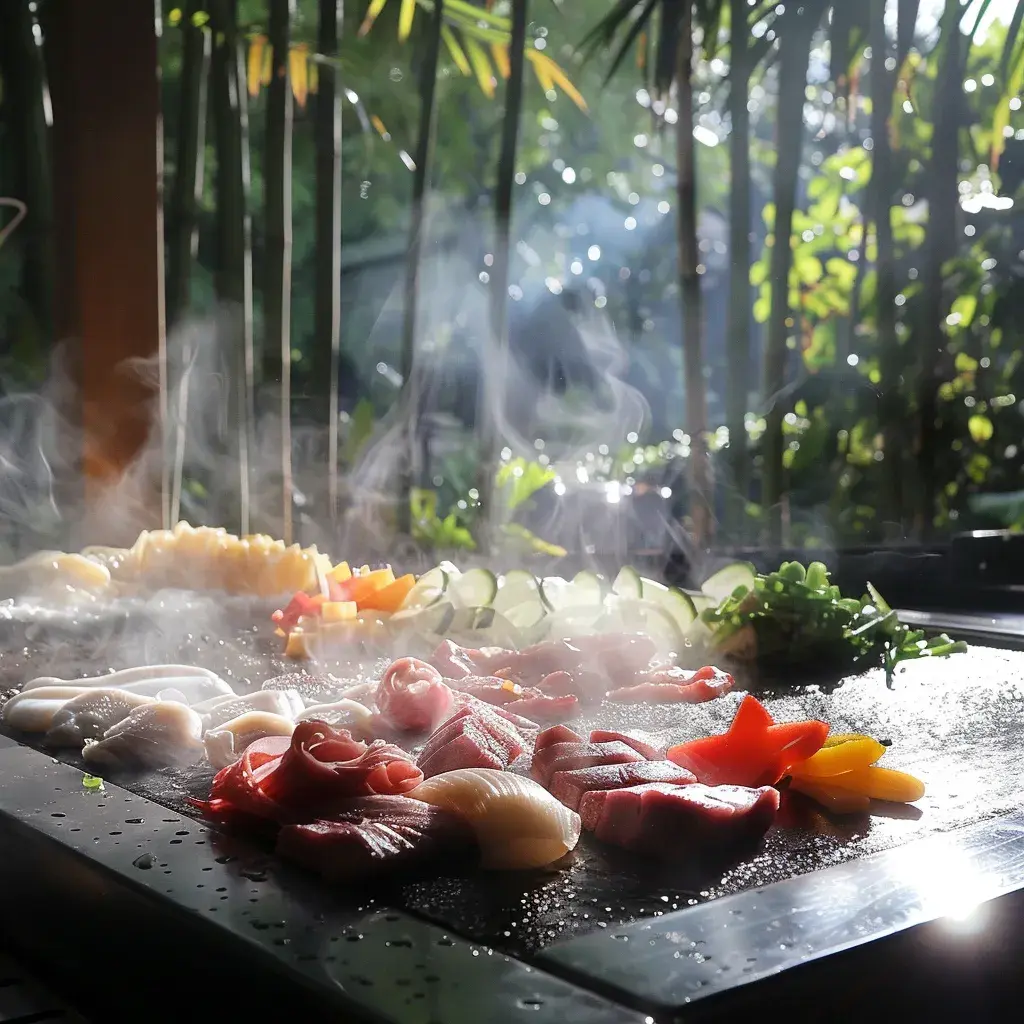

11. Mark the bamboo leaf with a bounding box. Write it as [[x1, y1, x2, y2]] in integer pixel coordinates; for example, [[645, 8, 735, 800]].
[[528, 50, 587, 110], [992, 41, 1024, 169], [443, 26, 473, 77], [464, 35, 496, 97], [290, 44, 309, 108], [398, 0, 417, 41], [446, 0, 511, 29], [491, 41, 511, 79], [359, 0, 389, 37], [261, 38, 273, 85], [247, 35, 266, 97], [999, 0, 1024, 85], [308, 59, 318, 94]]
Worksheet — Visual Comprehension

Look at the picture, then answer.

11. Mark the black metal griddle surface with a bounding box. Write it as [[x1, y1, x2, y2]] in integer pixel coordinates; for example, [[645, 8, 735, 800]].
[[1, 600, 1022, 958]]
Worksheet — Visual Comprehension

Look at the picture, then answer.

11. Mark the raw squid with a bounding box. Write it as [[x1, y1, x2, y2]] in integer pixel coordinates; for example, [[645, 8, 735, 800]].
[[3, 686, 105, 733], [22, 665, 233, 705], [82, 701, 205, 770], [204, 711, 296, 769], [408, 767, 581, 870], [296, 699, 375, 735], [194, 689, 304, 730], [44, 689, 156, 747], [376, 658, 454, 733]]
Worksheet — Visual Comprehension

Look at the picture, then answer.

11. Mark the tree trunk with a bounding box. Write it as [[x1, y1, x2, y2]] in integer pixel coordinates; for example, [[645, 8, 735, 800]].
[[676, 2, 712, 545], [263, 0, 294, 540], [760, 6, 818, 544], [896, 0, 921, 65], [397, 0, 444, 537], [476, 0, 528, 550], [724, 0, 751, 536], [314, 0, 343, 523], [869, 0, 902, 534], [166, 0, 210, 328], [0, 0, 53, 344], [210, 0, 256, 534], [914, 3, 962, 536]]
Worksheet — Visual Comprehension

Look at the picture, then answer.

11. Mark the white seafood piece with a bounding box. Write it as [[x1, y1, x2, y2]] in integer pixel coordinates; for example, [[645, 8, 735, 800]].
[[22, 665, 233, 705], [204, 711, 296, 769], [196, 689, 305, 731], [335, 680, 378, 705], [295, 699, 375, 736], [82, 702, 204, 770], [409, 768, 582, 870], [3, 687, 94, 732], [44, 689, 156, 747], [23, 663, 225, 692]]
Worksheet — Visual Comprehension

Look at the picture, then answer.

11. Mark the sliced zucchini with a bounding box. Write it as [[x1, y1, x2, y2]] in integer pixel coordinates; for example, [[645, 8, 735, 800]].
[[398, 567, 449, 611], [612, 565, 643, 599], [447, 567, 498, 608], [493, 570, 539, 613], [573, 570, 606, 595], [639, 577, 697, 631], [689, 592, 715, 614], [540, 574, 603, 612], [545, 604, 605, 640], [602, 596, 685, 657], [701, 561, 757, 604], [389, 601, 456, 635], [447, 608, 524, 651], [502, 592, 548, 630]]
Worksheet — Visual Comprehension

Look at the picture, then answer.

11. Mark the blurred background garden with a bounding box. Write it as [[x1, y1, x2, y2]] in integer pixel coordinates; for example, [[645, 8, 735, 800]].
[[2, 0, 1024, 562]]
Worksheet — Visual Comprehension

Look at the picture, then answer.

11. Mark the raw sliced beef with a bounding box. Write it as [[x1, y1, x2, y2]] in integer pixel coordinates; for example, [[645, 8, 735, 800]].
[[449, 676, 581, 723], [549, 761, 697, 812], [588, 729, 663, 760], [606, 666, 734, 704], [579, 782, 780, 855], [416, 700, 534, 779], [376, 657, 455, 733], [530, 740, 645, 787], [535, 724, 583, 751], [275, 795, 476, 882]]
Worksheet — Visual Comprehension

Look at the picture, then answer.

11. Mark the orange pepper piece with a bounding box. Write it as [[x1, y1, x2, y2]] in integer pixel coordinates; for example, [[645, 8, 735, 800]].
[[790, 734, 886, 779], [358, 574, 416, 612]]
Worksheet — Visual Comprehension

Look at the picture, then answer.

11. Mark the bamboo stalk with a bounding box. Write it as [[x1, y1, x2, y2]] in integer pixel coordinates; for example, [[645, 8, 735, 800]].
[[869, 0, 902, 533], [397, 0, 445, 538], [0, 0, 53, 343], [210, 0, 256, 534], [166, 0, 210, 328], [264, 0, 295, 542], [914, 2, 962, 537], [724, 0, 751, 536], [760, 4, 819, 545], [676, 2, 712, 545], [314, 0, 343, 525], [476, 0, 529, 552]]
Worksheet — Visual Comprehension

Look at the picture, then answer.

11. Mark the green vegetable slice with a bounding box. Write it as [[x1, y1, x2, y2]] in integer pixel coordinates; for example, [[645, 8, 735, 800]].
[[701, 562, 756, 603], [612, 565, 643, 598], [447, 568, 498, 608]]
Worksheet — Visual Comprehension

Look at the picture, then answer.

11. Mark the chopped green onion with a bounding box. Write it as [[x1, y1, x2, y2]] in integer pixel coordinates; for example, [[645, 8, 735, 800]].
[[82, 774, 104, 791]]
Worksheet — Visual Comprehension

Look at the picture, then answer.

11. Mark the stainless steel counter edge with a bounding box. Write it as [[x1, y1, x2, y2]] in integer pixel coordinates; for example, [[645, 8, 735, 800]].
[[540, 804, 1024, 1013]]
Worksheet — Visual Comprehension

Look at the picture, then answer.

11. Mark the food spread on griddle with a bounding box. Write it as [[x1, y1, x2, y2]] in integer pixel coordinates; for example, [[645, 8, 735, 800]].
[[0, 521, 967, 891]]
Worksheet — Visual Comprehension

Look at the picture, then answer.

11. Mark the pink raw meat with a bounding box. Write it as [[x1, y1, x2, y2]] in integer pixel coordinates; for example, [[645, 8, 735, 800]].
[[376, 657, 455, 733], [549, 760, 697, 811], [429, 640, 494, 679], [535, 724, 583, 751], [530, 740, 644, 787], [450, 677, 581, 723], [579, 782, 780, 855], [589, 729, 664, 760], [275, 795, 476, 882], [606, 666, 735, 704], [417, 720, 505, 778]]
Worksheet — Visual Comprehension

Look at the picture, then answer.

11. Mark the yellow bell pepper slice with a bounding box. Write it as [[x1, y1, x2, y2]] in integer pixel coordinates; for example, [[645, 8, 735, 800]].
[[822, 765, 926, 803], [790, 733, 886, 779], [321, 600, 358, 622], [789, 777, 871, 814], [327, 561, 352, 583]]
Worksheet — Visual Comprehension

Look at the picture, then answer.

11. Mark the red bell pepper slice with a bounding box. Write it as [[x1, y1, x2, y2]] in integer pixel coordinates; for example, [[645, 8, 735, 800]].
[[271, 590, 324, 633], [667, 694, 828, 788]]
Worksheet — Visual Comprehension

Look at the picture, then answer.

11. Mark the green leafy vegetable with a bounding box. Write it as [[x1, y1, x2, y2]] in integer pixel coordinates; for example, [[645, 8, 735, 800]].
[[82, 774, 105, 791], [701, 560, 967, 682]]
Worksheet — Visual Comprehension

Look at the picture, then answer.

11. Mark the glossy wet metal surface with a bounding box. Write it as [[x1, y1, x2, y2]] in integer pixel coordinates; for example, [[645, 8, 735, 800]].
[[1, 609, 1022, 958]]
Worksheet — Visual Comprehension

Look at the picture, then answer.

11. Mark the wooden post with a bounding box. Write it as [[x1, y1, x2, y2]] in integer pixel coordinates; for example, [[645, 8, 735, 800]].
[[46, 0, 166, 530]]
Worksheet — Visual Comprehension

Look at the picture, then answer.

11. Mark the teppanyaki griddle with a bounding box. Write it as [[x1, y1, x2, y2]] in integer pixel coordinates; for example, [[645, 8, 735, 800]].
[[1, 608, 1023, 1021]]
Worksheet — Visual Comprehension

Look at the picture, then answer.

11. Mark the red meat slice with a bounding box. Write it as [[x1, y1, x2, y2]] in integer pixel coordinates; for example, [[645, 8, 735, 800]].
[[588, 729, 663, 760], [535, 724, 583, 751], [192, 723, 422, 826], [579, 782, 780, 855], [549, 760, 697, 811], [530, 740, 644, 787], [450, 676, 581, 723], [275, 795, 476, 882], [606, 666, 734, 704], [417, 719, 506, 778], [376, 657, 455, 733], [429, 640, 495, 680]]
